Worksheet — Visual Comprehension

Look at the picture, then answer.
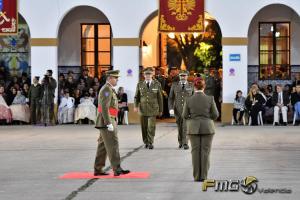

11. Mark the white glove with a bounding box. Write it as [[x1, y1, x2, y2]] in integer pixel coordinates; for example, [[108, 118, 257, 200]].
[[169, 109, 174, 116], [107, 124, 114, 132]]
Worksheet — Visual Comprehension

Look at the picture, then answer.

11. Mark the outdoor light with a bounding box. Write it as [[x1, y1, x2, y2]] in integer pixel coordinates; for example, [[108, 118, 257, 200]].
[[193, 32, 199, 38], [142, 40, 149, 54], [205, 20, 209, 27], [168, 32, 175, 39]]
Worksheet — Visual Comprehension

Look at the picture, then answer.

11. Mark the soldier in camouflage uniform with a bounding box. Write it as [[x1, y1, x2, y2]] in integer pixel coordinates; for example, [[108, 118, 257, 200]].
[[134, 67, 163, 149], [94, 70, 130, 176], [168, 70, 194, 150]]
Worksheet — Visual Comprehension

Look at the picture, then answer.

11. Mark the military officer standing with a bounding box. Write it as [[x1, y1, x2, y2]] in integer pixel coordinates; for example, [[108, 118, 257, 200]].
[[94, 70, 130, 176], [168, 70, 194, 150], [134, 67, 163, 149], [182, 77, 219, 182], [28, 76, 42, 124]]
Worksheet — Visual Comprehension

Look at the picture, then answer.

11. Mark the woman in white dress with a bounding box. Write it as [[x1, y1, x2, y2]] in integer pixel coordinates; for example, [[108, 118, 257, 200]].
[[74, 92, 97, 124], [10, 89, 30, 123], [58, 89, 75, 124]]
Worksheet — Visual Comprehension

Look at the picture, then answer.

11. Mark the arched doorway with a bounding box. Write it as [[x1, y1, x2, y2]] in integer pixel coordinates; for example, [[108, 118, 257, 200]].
[[248, 4, 300, 88], [139, 11, 223, 118], [0, 14, 31, 81], [140, 11, 222, 76], [58, 6, 112, 80]]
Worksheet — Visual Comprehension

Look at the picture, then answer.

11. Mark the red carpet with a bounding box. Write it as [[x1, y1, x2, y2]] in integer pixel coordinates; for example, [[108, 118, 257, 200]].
[[59, 172, 150, 179]]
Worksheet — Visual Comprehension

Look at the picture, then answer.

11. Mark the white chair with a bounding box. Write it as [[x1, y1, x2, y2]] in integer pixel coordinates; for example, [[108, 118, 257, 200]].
[[231, 111, 246, 125], [248, 111, 263, 126]]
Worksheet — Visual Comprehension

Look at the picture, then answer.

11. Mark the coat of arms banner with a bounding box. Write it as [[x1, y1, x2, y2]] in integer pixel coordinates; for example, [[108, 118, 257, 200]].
[[0, 0, 18, 35], [159, 0, 204, 32]]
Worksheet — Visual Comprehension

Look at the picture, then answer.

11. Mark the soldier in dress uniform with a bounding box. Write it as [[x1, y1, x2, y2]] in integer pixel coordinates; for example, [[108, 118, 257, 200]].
[[182, 77, 219, 182], [94, 70, 130, 176], [134, 67, 163, 149], [168, 70, 194, 149]]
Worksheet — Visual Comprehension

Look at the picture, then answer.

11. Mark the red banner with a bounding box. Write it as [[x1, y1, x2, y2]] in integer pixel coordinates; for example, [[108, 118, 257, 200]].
[[0, 0, 18, 35], [159, 0, 204, 33]]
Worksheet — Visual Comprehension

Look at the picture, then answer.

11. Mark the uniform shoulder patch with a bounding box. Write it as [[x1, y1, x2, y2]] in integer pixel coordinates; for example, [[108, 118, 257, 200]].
[[104, 92, 110, 97]]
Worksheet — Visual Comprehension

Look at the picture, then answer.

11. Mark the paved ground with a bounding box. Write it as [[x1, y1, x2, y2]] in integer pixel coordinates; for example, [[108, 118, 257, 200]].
[[0, 123, 299, 200]]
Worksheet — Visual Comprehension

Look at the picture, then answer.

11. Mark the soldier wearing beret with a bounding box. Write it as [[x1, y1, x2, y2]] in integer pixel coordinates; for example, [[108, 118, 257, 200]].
[[183, 77, 219, 182], [94, 70, 130, 176], [168, 70, 194, 149], [134, 67, 163, 149]]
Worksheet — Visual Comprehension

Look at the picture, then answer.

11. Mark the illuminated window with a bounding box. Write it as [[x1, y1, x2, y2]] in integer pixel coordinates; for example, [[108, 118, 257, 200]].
[[81, 24, 111, 78], [259, 22, 290, 80]]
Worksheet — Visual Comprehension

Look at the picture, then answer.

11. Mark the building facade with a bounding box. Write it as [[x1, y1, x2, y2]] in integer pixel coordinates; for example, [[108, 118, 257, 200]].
[[6, 0, 300, 123]]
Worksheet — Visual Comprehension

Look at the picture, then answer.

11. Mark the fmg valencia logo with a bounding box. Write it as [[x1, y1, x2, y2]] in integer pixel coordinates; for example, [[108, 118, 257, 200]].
[[202, 176, 292, 195]]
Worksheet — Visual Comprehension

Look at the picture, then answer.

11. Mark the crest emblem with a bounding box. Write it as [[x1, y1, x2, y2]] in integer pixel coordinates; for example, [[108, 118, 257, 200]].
[[168, 0, 196, 21]]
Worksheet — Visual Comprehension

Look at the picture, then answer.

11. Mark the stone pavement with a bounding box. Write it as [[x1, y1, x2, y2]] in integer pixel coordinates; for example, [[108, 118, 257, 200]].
[[0, 124, 299, 200]]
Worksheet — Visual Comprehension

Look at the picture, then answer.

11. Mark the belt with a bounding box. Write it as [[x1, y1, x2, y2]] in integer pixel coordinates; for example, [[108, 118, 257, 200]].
[[98, 106, 118, 117]]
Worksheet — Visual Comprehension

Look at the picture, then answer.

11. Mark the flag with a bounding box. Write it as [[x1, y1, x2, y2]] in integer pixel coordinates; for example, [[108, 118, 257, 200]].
[[0, 0, 18, 35], [159, 0, 204, 33]]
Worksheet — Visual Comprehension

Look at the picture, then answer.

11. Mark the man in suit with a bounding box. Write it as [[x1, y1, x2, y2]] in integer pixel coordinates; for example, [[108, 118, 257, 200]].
[[272, 84, 290, 126], [183, 77, 219, 182], [134, 67, 163, 149], [168, 70, 194, 149], [94, 70, 130, 176]]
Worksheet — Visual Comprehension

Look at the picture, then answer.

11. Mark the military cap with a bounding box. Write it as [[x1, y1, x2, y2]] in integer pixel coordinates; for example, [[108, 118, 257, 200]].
[[35, 76, 40, 80], [143, 67, 154, 74], [179, 70, 189, 76], [106, 70, 120, 77]]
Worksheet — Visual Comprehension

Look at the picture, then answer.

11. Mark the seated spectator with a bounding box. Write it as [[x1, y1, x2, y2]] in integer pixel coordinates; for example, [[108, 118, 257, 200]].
[[23, 83, 30, 105], [74, 92, 96, 124], [74, 89, 81, 107], [58, 73, 66, 103], [0, 85, 12, 124], [245, 87, 266, 125], [58, 89, 75, 124], [232, 90, 245, 125], [6, 87, 17, 106], [79, 68, 94, 89], [88, 87, 97, 106], [77, 78, 87, 93], [272, 84, 290, 126], [9, 89, 30, 123], [262, 86, 274, 123], [8, 76, 20, 92], [117, 87, 128, 125], [20, 72, 31, 87], [65, 75, 76, 96], [291, 84, 300, 125], [292, 73, 300, 88]]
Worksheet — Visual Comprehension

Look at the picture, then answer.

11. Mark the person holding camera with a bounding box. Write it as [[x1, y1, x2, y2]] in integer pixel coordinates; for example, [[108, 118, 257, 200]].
[[41, 69, 57, 126]]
